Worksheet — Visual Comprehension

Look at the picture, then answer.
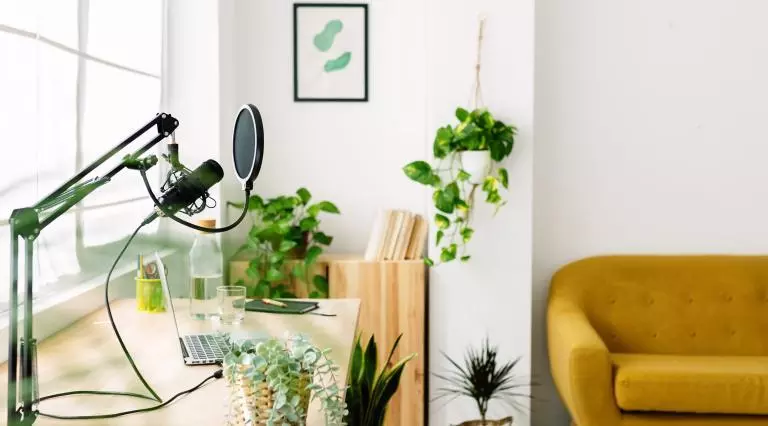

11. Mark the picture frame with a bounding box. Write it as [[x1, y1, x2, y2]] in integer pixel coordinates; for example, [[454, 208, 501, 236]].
[[293, 3, 369, 102]]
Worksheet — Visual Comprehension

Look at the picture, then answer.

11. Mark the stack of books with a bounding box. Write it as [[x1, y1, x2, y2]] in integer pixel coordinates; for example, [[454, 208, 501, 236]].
[[364, 209, 428, 261]]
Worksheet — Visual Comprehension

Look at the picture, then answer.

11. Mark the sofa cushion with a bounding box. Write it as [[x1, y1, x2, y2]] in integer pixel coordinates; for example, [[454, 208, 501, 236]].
[[613, 354, 768, 415]]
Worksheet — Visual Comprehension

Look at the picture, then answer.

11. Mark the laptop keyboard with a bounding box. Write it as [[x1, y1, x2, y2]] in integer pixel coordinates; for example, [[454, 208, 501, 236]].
[[183, 334, 228, 362]]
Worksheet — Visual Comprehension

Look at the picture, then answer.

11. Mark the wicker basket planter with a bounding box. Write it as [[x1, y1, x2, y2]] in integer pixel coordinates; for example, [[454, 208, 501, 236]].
[[222, 335, 346, 426], [225, 364, 311, 426]]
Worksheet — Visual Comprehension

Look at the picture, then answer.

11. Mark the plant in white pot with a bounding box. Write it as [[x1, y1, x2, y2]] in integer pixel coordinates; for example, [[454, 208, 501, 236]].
[[402, 107, 516, 265], [401, 18, 516, 265]]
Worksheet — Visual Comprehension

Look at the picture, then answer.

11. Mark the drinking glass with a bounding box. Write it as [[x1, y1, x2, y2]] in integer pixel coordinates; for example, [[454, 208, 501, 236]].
[[217, 286, 246, 325]]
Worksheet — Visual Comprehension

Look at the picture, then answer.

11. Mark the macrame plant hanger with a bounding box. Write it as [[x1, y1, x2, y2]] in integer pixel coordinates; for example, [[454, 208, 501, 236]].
[[469, 16, 486, 110]]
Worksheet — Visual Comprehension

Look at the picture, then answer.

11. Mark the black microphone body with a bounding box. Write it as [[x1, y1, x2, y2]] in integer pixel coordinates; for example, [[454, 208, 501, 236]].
[[144, 159, 224, 224]]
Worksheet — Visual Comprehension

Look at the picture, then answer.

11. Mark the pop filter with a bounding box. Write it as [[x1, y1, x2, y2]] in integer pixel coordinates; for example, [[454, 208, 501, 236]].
[[232, 104, 264, 190]]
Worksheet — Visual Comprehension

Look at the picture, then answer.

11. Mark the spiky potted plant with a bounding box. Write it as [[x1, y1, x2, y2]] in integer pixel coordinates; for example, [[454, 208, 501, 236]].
[[432, 338, 532, 426], [344, 334, 416, 426]]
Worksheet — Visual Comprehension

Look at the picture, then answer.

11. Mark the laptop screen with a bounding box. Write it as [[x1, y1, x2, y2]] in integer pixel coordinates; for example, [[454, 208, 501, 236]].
[[154, 252, 183, 340]]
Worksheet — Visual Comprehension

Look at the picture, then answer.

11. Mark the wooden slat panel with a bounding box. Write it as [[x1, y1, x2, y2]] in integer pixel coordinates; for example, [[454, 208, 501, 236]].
[[328, 260, 426, 426]]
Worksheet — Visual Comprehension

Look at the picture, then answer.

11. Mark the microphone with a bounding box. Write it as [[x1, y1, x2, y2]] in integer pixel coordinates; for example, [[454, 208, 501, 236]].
[[143, 159, 224, 224]]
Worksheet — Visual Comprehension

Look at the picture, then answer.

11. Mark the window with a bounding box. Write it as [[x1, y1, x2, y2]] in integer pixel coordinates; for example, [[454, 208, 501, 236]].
[[0, 0, 165, 311]]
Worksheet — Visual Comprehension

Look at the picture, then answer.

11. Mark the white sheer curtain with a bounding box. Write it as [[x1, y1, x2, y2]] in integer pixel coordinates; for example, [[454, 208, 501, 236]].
[[0, 0, 164, 310]]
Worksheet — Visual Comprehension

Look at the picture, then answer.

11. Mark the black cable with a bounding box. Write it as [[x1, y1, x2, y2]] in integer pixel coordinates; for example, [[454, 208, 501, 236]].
[[139, 168, 250, 233], [37, 390, 157, 403], [35, 223, 162, 405], [34, 222, 224, 420], [36, 370, 222, 420]]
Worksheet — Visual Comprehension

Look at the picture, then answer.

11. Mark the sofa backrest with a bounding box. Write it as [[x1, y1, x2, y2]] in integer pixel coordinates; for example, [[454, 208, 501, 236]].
[[551, 256, 768, 356]]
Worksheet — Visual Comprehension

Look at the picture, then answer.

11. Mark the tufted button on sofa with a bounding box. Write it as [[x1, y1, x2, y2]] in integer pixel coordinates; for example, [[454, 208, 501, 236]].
[[548, 256, 768, 426]]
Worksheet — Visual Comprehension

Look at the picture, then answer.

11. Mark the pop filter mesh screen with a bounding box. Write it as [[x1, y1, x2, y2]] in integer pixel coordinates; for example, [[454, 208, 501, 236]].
[[234, 108, 256, 180]]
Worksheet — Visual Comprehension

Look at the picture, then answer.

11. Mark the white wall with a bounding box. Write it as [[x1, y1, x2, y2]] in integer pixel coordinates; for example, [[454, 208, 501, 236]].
[[533, 1, 768, 424], [219, 0, 428, 257], [426, 0, 534, 425], [218, 1, 534, 425]]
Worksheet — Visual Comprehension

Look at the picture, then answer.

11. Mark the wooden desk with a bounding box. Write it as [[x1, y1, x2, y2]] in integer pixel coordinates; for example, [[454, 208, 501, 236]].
[[0, 298, 360, 425]]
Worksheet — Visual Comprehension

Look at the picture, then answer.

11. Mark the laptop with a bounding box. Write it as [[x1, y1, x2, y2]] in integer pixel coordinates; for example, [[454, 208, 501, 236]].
[[155, 252, 230, 365]]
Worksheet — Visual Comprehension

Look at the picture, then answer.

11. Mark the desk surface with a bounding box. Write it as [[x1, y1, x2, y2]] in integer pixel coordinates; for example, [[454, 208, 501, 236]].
[[0, 298, 360, 425]]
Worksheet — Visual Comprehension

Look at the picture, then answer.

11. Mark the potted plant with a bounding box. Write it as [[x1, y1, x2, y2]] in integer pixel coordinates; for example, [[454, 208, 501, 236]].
[[223, 334, 346, 426], [232, 187, 340, 299], [345, 334, 416, 426], [403, 107, 516, 265], [432, 338, 531, 426]]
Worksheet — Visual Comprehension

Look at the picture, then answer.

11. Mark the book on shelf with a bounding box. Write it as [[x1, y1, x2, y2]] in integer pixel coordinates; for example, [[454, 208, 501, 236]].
[[405, 214, 428, 260], [364, 209, 427, 261]]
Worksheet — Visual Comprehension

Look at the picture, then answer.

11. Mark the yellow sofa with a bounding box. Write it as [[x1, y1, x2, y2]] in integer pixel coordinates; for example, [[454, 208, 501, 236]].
[[547, 256, 768, 426]]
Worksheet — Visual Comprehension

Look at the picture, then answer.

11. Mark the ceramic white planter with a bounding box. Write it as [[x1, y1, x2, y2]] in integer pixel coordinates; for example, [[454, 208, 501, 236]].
[[459, 150, 492, 184]]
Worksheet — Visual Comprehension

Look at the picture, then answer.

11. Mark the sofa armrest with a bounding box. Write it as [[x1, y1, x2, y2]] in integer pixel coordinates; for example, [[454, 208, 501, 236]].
[[548, 299, 621, 426]]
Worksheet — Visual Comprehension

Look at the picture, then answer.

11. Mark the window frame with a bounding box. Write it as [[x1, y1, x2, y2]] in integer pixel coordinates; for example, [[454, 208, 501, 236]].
[[0, 0, 169, 316]]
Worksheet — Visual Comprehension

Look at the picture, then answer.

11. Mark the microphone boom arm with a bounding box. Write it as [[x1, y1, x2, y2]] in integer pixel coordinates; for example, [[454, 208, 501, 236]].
[[7, 113, 178, 426]]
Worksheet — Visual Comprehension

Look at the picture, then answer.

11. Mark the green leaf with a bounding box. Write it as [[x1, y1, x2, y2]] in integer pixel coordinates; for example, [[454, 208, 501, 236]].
[[455, 199, 469, 213], [403, 161, 434, 185], [299, 217, 319, 231], [455, 107, 470, 122], [489, 138, 507, 161], [296, 187, 312, 205], [291, 263, 305, 279], [363, 336, 378, 389], [313, 231, 333, 245], [434, 214, 450, 230], [436, 230, 444, 245], [457, 169, 471, 181], [435, 182, 460, 213], [432, 125, 454, 157], [266, 268, 284, 282], [461, 255, 471, 262], [440, 244, 457, 262], [477, 110, 495, 129], [309, 291, 321, 299], [256, 280, 271, 297], [247, 195, 264, 211], [460, 227, 474, 243], [482, 176, 498, 192], [486, 190, 502, 204], [246, 267, 259, 280], [305, 246, 322, 266], [315, 201, 340, 214], [368, 354, 415, 419], [350, 337, 364, 384], [269, 252, 285, 264], [313, 275, 329, 294], [498, 167, 509, 189], [279, 240, 298, 252], [424, 257, 434, 266]]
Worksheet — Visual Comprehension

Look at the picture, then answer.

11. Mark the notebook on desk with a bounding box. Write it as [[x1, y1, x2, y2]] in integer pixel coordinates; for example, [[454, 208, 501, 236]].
[[245, 299, 319, 314]]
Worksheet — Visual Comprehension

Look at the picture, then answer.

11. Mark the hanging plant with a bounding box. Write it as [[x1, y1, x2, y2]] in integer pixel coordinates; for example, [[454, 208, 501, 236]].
[[401, 18, 515, 265], [403, 108, 515, 265]]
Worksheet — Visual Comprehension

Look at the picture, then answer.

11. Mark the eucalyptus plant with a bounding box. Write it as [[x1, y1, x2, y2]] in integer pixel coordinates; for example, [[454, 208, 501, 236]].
[[224, 334, 347, 426], [403, 107, 516, 265], [432, 338, 532, 424], [232, 188, 340, 299]]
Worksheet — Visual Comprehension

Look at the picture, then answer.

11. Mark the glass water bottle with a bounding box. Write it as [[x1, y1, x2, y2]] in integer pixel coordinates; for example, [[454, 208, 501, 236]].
[[189, 218, 223, 319]]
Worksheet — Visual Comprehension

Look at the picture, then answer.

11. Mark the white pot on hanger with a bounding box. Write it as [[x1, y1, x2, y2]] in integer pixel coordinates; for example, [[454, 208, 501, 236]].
[[459, 150, 491, 184]]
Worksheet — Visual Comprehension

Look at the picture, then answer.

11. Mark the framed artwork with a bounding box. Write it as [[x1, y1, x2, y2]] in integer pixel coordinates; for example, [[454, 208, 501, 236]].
[[293, 3, 369, 102]]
